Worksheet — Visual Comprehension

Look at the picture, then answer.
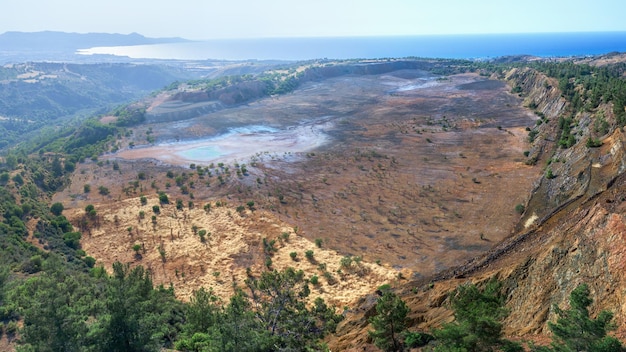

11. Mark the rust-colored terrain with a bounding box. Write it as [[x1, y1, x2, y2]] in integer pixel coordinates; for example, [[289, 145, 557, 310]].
[[48, 56, 626, 349], [55, 63, 541, 310]]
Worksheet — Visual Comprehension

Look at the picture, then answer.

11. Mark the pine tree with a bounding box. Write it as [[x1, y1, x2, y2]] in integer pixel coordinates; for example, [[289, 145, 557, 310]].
[[432, 279, 522, 352], [369, 285, 409, 352], [548, 283, 623, 352]]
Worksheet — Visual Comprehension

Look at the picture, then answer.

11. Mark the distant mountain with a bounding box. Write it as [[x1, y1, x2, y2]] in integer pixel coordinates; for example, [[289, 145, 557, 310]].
[[0, 31, 191, 51]]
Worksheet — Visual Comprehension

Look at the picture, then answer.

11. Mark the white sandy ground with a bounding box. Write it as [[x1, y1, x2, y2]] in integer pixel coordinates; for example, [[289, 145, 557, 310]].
[[113, 123, 331, 166]]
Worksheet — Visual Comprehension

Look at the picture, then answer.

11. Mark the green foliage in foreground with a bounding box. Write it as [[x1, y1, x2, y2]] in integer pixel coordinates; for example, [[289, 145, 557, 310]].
[[369, 285, 410, 352], [176, 267, 343, 351], [532, 283, 624, 352], [431, 279, 522, 352], [10, 259, 341, 352], [13, 260, 183, 352]]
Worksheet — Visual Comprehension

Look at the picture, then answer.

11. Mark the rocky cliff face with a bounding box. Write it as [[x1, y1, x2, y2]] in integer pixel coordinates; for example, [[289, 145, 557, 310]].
[[330, 66, 626, 349], [503, 67, 626, 232]]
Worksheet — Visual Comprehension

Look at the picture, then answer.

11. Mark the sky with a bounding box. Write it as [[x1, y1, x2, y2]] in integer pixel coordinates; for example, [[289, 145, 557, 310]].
[[1, 0, 624, 40]]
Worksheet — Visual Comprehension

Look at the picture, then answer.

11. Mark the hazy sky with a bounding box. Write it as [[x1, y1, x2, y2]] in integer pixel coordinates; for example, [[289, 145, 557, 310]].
[[1, 0, 624, 40]]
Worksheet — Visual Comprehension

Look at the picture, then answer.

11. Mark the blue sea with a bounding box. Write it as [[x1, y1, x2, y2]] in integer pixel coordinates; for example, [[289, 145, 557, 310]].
[[79, 32, 626, 61]]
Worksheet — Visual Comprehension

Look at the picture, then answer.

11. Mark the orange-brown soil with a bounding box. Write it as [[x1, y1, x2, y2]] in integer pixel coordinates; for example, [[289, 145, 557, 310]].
[[54, 69, 540, 306]]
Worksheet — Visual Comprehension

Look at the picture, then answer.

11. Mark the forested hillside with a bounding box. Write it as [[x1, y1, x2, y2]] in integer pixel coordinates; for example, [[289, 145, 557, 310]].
[[0, 62, 201, 149]]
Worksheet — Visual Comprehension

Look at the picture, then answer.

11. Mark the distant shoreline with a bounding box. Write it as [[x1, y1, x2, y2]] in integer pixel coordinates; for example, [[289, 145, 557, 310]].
[[77, 32, 626, 61]]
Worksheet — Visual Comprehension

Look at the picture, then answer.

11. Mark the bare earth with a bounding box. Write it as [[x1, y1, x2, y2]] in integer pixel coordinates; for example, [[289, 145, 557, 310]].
[[114, 123, 331, 166], [55, 69, 541, 305]]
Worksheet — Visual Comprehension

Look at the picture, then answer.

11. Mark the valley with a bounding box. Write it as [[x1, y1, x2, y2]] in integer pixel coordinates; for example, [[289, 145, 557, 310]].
[[3, 52, 626, 351], [53, 63, 540, 304]]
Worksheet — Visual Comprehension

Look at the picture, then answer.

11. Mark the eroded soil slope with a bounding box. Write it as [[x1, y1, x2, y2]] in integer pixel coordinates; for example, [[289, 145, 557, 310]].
[[330, 129, 626, 349]]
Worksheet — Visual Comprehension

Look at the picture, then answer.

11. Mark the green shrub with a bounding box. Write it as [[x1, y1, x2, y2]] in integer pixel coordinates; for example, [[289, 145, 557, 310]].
[[98, 186, 109, 195], [586, 137, 603, 148], [50, 202, 64, 216], [405, 331, 434, 348], [84, 256, 96, 268], [369, 286, 409, 352]]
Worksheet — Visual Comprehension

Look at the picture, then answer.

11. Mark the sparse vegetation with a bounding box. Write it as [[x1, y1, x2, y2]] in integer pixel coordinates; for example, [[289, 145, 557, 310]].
[[50, 202, 64, 216], [305, 250, 315, 261], [315, 238, 323, 248], [198, 229, 208, 242], [98, 185, 110, 195], [586, 137, 603, 148]]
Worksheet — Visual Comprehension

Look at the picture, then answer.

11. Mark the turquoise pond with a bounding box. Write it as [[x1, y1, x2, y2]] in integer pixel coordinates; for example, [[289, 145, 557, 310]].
[[175, 145, 223, 160], [115, 123, 329, 166]]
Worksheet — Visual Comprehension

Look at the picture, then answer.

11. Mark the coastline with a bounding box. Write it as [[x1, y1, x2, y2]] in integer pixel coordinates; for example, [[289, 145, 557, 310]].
[[77, 32, 626, 61]]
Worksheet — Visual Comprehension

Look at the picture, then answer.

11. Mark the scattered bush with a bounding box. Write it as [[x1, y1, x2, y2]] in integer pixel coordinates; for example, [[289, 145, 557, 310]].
[[50, 202, 64, 216], [98, 186, 109, 195], [586, 137, 603, 148], [198, 229, 208, 242]]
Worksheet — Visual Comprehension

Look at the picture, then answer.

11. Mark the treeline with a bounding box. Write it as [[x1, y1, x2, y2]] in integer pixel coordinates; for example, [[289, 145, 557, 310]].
[[529, 61, 626, 124], [2, 259, 342, 351]]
